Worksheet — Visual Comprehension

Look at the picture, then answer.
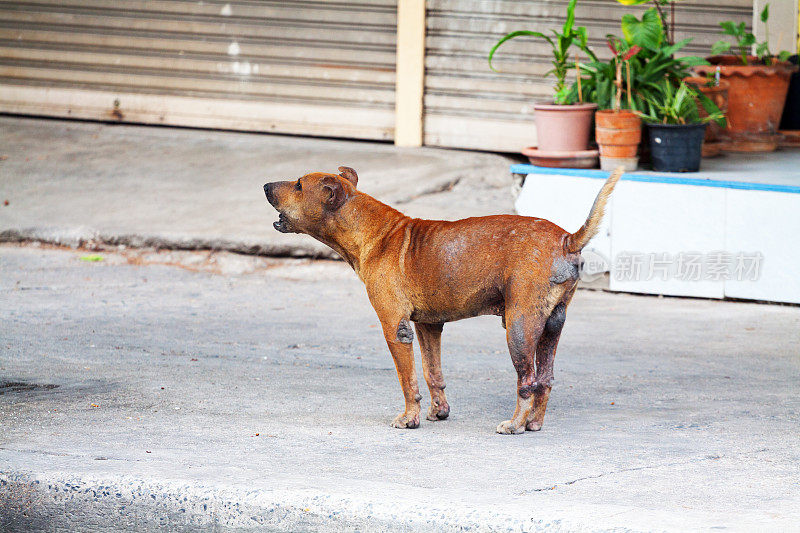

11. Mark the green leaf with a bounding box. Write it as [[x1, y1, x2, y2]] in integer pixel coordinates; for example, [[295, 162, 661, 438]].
[[575, 26, 588, 51], [719, 21, 738, 36], [554, 85, 573, 105], [575, 27, 598, 61], [675, 83, 700, 123], [662, 37, 693, 57], [563, 0, 577, 36], [777, 50, 792, 62], [737, 22, 747, 36], [632, 109, 650, 121], [741, 33, 756, 47], [711, 40, 732, 55], [679, 56, 711, 67], [755, 42, 769, 58], [621, 8, 663, 50], [760, 3, 769, 23], [557, 33, 570, 58], [697, 92, 727, 128], [597, 80, 614, 109], [489, 30, 553, 71], [80, 255, 104, 262]]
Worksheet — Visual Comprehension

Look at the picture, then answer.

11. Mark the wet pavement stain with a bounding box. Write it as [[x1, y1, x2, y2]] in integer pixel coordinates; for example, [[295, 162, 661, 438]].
[[0, 381, 59, 395]]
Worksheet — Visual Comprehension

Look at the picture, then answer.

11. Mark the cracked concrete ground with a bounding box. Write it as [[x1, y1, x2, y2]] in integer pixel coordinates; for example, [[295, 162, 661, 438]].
[[0, 116, 520, 258], [1, 244, 799, 531]]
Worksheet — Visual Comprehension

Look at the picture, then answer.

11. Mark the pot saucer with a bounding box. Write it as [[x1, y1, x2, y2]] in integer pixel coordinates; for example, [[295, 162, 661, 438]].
[[521, 147, 599, 169], [702, 141, 723, 158], [719, 133, 783, 153], [778, 130, 800, 148]]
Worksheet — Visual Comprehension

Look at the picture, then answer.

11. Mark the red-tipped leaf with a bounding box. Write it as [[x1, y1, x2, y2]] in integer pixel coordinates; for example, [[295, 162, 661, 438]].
[[622, 45, 642, 61]]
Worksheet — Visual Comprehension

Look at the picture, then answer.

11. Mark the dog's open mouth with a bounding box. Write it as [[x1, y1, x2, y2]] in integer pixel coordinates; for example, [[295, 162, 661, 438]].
[[273, 213, 292, 233]]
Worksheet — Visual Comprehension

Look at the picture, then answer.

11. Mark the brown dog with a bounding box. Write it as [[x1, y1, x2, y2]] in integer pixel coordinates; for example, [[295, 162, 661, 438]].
[[264, 166, 622, 434]]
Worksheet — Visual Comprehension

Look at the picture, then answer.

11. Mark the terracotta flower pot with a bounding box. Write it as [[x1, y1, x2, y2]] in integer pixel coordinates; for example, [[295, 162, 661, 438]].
[[695, 56, 798, 152], [595, 110, 642, 171], [533, 102, 598, 152]]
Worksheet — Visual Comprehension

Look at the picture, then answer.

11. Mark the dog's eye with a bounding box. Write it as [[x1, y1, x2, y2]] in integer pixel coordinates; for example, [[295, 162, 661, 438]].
[[294, 181, 302, 192]]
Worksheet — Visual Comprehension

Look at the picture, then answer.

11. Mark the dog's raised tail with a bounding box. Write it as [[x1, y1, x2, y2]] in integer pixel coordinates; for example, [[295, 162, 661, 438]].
[[565, 167, 624, 254]]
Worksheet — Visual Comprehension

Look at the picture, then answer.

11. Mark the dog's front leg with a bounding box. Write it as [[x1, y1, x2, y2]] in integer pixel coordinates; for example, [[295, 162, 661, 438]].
[[377, 314, 421, 429], [415, 322, 450, 421]]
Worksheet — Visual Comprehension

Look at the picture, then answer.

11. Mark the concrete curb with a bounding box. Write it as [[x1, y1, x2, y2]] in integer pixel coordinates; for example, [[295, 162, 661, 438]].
[[3, 469, 789, 533], [0, 227, 338, 259]]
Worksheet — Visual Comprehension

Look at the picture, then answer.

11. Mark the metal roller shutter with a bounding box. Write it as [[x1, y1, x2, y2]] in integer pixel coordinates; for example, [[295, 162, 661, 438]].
[[424, 0, 754, 152], [0, 0, 397, 140]]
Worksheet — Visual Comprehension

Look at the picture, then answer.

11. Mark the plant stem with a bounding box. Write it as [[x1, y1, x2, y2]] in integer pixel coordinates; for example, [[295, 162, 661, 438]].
[[653, 0, 669, 45], [625, 60, 633, 110], [670, 2, 675, 46]]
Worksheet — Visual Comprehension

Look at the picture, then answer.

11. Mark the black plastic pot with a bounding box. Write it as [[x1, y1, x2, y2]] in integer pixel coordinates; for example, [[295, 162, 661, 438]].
[[646, 123, 707, 173]]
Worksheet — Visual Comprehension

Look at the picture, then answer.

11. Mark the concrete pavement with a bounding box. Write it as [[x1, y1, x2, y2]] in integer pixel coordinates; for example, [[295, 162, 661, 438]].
[[2, 244, 799, 531], [0, 116, 519, 258]]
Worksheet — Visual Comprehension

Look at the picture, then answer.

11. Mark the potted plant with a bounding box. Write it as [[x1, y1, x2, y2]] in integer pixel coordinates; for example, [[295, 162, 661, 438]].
[[594, 40, 643, 171], [635, 80, 725, 172], [488, 0, 598, 164], [694, 3, 797, 152]]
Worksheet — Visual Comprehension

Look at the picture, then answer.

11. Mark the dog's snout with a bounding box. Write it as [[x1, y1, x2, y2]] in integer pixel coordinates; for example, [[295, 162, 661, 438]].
[[264, 182, 275, 205]]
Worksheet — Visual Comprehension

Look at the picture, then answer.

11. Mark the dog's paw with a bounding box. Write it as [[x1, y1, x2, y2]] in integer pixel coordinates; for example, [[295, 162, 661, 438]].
[[391, 412, 420, 429], [426, 401, 450, 421], [496, 420, 525, 435], [525, 420, 543, 432]]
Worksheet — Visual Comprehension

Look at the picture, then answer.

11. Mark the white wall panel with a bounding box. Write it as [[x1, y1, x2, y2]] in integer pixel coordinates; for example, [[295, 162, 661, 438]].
[[724, 189, 800, 304]]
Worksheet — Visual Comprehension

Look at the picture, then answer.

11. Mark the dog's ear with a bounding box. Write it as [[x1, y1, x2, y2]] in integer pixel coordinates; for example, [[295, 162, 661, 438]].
[[321, 176, 347, 211], [338, 166, 358, 188]]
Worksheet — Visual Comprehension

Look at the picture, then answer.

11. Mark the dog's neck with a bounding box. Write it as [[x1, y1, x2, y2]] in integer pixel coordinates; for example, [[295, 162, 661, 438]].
[[316, 191, 408, 278]]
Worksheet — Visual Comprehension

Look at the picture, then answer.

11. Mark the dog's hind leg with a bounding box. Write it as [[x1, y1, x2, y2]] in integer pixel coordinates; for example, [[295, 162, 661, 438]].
[[497, 286, 550, 435], [527, 288, 576, 431], [415, 322, 449, 421]]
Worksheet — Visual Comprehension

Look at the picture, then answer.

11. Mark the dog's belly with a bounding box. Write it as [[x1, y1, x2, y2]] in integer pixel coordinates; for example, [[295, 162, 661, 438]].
[[408, 285, 504, 324], [410, 305, 503, 324]]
